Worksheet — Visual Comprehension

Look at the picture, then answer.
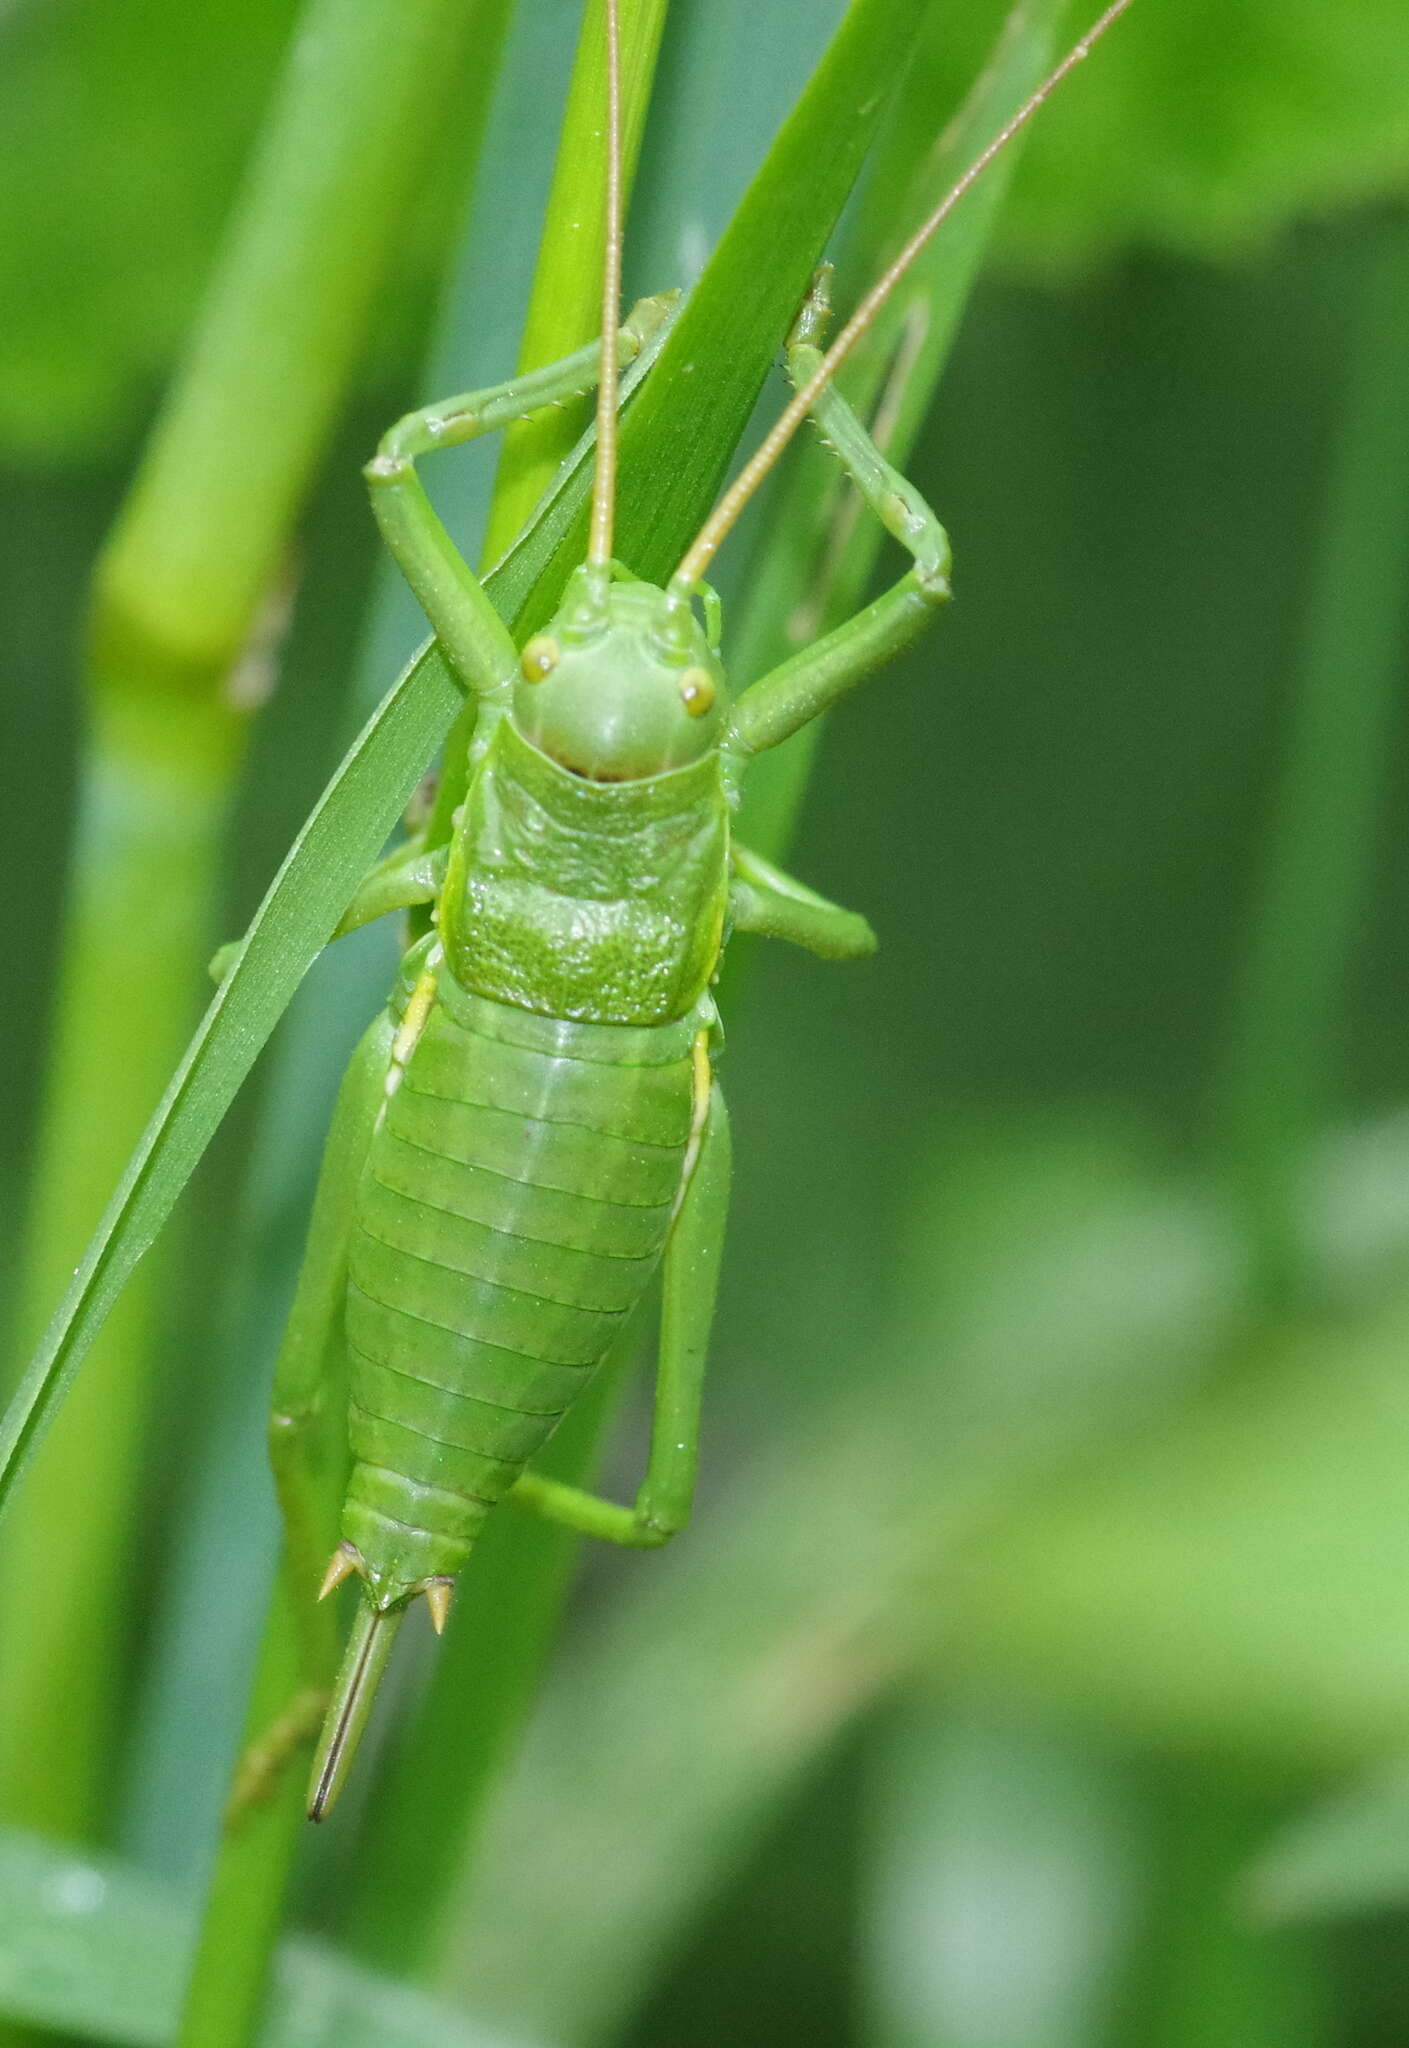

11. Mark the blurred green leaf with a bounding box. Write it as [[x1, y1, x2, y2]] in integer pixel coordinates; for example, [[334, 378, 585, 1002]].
[[0, 0, 296, 458], [861, 1704, 1146, 2048], [9, 0, 1409, 462], [0, 1828, 536, 2048], [1137, 1783, 1334, 2048], [957, 0, 1409, 268], [440, 1123, 1229, 2045], [1243, 1761, 1409, 1925], [0, 0, 487, 462], [938, 1134, 1409, 1764], [441, 1113, 1409, 2039]]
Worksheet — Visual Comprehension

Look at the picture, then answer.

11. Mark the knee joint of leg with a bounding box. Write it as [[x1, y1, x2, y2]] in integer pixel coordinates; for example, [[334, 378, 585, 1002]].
[[364, 449, 409, 484], [914, 556, 952, 606]]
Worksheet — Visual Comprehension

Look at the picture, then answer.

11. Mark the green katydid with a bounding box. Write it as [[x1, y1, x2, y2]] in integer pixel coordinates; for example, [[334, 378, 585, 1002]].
[[241, 0, 1139, 1820]]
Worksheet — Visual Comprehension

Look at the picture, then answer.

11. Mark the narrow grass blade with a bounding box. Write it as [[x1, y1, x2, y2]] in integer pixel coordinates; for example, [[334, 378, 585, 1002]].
[[0, 641, 458, 1511], [512, 0, 921, 631], [1219, 215, 1409, 1299], [729, 0, 1070, 863]]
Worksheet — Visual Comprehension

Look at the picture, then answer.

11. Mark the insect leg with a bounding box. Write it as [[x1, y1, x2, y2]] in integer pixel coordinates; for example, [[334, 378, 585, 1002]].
[[332, 838, 448, 939], [364, 297, 673, 697], [225, 1006, 392, 1818], [266, 1008, 392, 1647], [508, 1065, 731, 1549], [724, 288, 953, 761], [729, 841, 876, 959]]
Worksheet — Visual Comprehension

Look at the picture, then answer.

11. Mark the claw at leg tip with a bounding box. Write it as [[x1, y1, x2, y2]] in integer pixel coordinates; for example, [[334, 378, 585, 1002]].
[[317, 1545, 357, 1601], [423, 1580, 453, 1634]]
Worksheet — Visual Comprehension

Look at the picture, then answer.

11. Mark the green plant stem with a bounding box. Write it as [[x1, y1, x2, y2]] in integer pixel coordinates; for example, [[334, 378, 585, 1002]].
[[482, 0, 670, 562], [1146, 1779, 1331, 2048], [0, 688, 241, 1842], [0, 0, 491, 1872], [175, 1578, 316, 2048], [1220, 211, 1409, 1302], [93, 0, 481, 691]]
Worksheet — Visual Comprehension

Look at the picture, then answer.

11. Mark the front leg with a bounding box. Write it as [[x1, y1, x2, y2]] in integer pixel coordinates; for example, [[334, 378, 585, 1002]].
[[365, 297, 674, 699], [510, 1053, 731, 1550], [729, 842, 876, 960], [726, 277, 952, 761]]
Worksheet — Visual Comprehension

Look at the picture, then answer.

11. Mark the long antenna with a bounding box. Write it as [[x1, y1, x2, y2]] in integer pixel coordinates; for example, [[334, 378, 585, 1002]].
[[588, 0, 624, 570], [672, 0, 1135, 594]]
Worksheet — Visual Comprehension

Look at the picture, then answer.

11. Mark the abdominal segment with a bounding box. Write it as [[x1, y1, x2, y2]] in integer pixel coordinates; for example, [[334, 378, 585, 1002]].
[[340, 983, 695, 1601]]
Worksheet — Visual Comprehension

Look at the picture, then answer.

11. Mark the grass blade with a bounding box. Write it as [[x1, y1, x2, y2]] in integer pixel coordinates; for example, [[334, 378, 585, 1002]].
[[729, 0, 1070, 862], [0, 642, 461, 1511], [1218, 214, 1409, 1299], [482, 0, 671, 559], [512, 0, 921, 630]]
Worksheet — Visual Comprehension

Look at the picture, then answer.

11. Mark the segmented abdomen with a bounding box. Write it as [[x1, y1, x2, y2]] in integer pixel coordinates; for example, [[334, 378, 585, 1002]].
[[341, 970, 696, 1600]]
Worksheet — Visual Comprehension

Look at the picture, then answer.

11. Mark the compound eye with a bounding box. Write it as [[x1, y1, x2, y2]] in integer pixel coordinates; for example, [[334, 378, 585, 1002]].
[[520, 635, 560, 683], [679, 666, 716, 718]]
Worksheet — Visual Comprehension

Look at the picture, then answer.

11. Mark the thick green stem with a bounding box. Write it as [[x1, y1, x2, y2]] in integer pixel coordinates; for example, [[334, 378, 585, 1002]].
[[176, 1573, 322, 2048], [94, 0, 481, 691], [1146, 1777, 1331, 2048], [1220, 213, 1409, 1301], [0, 0, 491, 1884], [482, 0, 670, 562], [0, 685, 240, 1840]]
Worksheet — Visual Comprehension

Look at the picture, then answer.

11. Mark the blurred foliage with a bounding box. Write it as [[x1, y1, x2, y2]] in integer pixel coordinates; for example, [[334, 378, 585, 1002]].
[[6, 0, 1409, 2044], [8, 0, 1409, 458], [0, 1829, 529, 2047], [960, 0, 1409, 269]]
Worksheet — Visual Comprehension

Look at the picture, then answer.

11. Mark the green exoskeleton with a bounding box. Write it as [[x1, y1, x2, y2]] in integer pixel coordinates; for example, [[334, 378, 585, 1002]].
[[280, 0, 1135, 1817]]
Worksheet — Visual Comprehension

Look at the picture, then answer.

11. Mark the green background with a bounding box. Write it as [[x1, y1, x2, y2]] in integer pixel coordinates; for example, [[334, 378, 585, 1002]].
[[4, 0, 1409, 2042]]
